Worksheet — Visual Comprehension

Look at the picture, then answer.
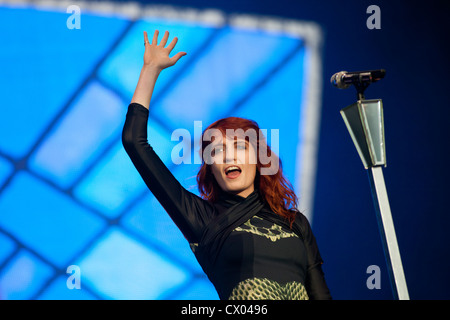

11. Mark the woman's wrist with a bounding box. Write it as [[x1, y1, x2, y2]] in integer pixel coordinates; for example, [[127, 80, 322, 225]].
[[140, 63, 162, 78], [130, 64, 161, 109]]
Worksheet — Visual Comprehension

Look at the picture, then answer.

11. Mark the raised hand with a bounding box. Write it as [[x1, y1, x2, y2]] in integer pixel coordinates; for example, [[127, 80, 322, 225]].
[[143, 30, 187, 70], [130, 30, 187, 109]]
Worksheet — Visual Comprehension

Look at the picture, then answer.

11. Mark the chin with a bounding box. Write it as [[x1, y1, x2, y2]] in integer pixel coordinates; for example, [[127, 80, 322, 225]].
[[223, 182, 254, 197]]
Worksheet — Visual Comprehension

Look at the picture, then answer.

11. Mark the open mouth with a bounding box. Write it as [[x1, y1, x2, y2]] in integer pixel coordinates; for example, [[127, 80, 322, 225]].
[[224, 165, 242, 179]]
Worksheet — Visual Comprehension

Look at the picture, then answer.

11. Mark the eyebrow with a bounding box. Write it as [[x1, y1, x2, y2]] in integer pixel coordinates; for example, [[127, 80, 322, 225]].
[[210, 140, 249, 148]]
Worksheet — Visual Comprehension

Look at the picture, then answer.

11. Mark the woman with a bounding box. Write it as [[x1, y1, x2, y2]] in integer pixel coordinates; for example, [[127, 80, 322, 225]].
[[122, 30, 331, 300]]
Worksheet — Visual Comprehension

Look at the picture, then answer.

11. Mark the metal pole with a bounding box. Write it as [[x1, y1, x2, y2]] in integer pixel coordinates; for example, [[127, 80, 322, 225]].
[[340, 99, 409, 300], [368, 166, 409, 300]]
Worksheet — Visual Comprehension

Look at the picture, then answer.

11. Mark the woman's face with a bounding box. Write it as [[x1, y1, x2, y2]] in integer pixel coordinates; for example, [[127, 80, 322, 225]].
[[209, 135, 257, 198]]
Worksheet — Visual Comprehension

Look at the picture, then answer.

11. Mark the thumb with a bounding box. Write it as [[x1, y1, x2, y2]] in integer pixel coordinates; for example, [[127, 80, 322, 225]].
[[171, 51, 187, 64]]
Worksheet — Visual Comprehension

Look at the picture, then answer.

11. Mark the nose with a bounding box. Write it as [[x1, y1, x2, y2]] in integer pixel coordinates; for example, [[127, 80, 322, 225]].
[[224, 143, 237, 164]]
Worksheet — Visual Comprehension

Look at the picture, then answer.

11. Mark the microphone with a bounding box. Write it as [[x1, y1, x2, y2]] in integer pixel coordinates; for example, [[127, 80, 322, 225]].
[[331, 69, 386, 89]]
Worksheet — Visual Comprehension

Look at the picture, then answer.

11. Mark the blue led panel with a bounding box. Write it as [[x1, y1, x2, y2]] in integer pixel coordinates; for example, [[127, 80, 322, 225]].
[[77, 228, 189, 299], [146, 118, 183, 165], [73, 116, 178, 218], [174, 278, 219, 300], [98, 19, 218, 99], [73, 142, 147, 218], [0, 250, 53, 299], [0, 2, 322, 300], [0, 171, 105, 268], [234, 48, 306, 184], [172, 162, 202, 194], [0, 232, 16, 265], [0, 7, 129, 159], [151, 27, 301, 130], [37, 276, 97, 300], [29, 81, 126, 188], [121, 193, 204, 274], [0, 156, 13, 187]]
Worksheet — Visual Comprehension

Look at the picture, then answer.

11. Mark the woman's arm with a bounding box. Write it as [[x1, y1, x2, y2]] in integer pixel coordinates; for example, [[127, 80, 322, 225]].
[[296, 213, 332, 300], [123, 31, 211, 243]]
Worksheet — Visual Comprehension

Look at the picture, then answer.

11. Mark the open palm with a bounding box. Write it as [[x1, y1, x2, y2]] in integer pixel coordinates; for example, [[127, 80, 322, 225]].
[[143, 30, 187, 70]]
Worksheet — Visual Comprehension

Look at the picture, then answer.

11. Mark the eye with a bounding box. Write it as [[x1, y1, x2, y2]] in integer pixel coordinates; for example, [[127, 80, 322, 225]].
[[211, 146, 223, 157], [236, 142, 247, 150]]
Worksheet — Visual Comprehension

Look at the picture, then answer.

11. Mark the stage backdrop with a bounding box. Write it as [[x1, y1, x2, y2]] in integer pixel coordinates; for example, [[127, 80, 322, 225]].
[[1, 0, 449, 300], [0, 1, 324, 299]]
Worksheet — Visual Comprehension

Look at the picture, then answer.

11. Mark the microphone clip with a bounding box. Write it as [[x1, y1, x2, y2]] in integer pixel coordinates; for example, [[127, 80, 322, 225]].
[[354, 72, 372, 101]]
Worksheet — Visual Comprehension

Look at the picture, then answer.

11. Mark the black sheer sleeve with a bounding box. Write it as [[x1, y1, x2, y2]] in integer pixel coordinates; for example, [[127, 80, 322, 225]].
[[296, 213, 332, 300], [122, 103, 213, 243]]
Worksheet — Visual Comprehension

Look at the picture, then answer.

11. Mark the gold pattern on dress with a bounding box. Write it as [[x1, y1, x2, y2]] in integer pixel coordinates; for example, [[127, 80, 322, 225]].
[[189, 243, 198, 253], [228, 277, 309, 300], [233, 215, 298, 242]]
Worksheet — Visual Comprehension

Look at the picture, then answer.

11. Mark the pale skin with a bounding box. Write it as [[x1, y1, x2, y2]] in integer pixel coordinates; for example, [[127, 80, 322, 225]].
[[131, 30, 256, 198], [210, 136, 257, 198]]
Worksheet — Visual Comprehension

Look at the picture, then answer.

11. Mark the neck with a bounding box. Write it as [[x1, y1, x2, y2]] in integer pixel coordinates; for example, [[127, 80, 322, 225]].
[[234, 186, 255, 198], [221, 186, 256, 201]]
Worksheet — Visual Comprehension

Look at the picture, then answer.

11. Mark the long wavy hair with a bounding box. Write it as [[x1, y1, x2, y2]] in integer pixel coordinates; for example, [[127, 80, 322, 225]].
[[196, 116, 298, 227]]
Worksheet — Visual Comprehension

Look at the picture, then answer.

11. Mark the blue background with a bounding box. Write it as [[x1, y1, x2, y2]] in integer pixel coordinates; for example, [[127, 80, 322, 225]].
[[1, 0, 449, 300], [0, 2, 311, 300]]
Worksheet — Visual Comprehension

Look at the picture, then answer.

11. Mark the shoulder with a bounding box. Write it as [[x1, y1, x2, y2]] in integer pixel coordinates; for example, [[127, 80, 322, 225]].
[[292, 210, 312, 232], [292, 210, 320, 250]]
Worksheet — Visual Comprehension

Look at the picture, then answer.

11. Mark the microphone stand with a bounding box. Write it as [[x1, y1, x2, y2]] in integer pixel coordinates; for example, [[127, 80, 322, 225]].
[[339, 78, 410, 300]]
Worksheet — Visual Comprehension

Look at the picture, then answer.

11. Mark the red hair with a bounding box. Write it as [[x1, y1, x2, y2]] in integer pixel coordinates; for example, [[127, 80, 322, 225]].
[[196, 117, 298, 227]]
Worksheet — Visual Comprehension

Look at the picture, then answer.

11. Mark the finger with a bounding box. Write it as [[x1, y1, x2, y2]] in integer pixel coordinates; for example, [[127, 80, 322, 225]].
[[160, 31, 169, 47], [170, 51, 187, 64], [152, 30, 159, 45], [144, 31, 149, 43], [166, 36, 179, 53]]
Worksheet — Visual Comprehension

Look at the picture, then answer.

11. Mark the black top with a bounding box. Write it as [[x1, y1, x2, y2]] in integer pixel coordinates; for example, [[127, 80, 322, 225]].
[[122, 103, 331, 300]]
